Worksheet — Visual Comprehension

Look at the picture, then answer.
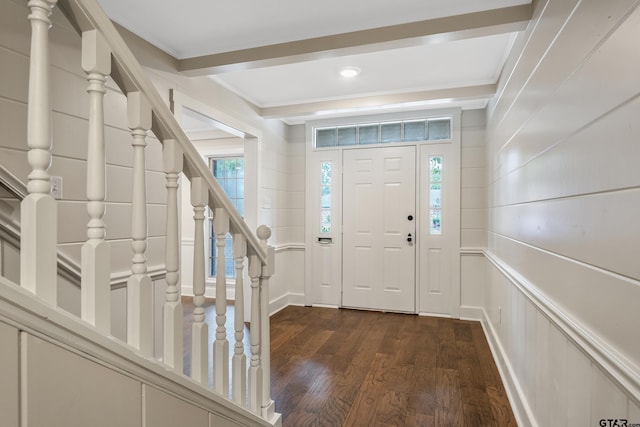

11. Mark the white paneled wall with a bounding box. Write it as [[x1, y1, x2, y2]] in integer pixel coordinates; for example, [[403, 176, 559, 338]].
[[1, 0, 170, 358], [284, 125, 306, 245], [0, 0, 166, 275], [461, 109, 488, 250], [134, 25, 307, 312], [485, 0, 640, 425], [259, 121, 305, 246], [263, 125, 306, 312], [459, 110, 488, 319]]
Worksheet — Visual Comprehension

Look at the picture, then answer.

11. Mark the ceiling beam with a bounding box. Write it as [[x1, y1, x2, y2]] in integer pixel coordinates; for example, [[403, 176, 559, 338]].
[[259, 84, 497, 119], [178, 4, 531, 76]]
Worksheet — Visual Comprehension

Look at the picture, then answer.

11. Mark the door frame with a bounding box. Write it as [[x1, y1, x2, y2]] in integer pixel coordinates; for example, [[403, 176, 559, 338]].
[[304, 108, 461, 316]]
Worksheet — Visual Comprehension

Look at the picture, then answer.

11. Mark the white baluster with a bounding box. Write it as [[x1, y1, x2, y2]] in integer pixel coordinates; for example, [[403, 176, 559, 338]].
[[248, 254, 263, 414], [163, 139, 183, 372], [21, 0, 58, 304], [126, 92, 153, 356], [257, 225, 275, 419], [80, 30, 111, 333], [232, 234, 247, 406], [213, 208, 230, 396], [190, 177, 208, 385]]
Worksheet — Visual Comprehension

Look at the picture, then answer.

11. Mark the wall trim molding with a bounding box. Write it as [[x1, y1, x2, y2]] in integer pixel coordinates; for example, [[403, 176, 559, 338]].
[[0, 165, 26, 199], [484, 249, 640, 406], [460, 247, 485, 255], [273, 243, 305, 252], [0, 169, 167, 289], [0, 218, 166, 290]]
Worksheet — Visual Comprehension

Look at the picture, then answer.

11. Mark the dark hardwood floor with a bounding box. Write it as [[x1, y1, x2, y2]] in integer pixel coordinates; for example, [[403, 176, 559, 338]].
[[181, 299, 517, 426], [270, 306, 517, 427]]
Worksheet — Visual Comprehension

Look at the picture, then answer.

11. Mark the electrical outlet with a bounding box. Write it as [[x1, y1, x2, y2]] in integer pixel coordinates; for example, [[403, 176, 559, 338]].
[[50, 176, 63, 200]]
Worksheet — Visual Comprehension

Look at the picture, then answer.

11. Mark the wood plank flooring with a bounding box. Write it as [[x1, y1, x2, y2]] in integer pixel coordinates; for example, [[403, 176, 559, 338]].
[[270, 306, 517, 427], [181, 300, 517, 426]]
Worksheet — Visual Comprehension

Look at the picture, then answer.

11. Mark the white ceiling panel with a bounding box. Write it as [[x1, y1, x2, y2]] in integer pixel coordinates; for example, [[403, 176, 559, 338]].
[[96, 0, 531, 122], [98, 0, 530, 58], [212, 33, 516, 108]]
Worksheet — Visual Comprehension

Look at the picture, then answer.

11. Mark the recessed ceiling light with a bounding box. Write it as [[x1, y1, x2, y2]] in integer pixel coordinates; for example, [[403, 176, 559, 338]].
[[340, 66, 361, 78]]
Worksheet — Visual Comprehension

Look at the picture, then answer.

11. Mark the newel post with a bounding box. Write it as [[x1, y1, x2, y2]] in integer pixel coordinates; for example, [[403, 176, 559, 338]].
[[257, 225, 275, 419], [126, 92, 153, 356], [21, 0, 59, 304], [80, 29, 111, 333]]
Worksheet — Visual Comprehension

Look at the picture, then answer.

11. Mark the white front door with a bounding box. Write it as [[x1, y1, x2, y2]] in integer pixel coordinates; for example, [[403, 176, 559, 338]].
[[342, 146, 416, 312]]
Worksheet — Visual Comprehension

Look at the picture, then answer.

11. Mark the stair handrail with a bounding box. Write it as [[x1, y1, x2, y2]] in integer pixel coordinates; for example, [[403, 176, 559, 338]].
[[57, 0, 267, 264], [0, 164, 166, 289], [18, 0, 278, 421], [0, 164, 27, 200]]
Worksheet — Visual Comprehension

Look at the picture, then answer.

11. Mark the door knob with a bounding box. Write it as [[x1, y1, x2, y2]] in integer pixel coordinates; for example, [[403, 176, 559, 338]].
[[407, 233, 412, 243]]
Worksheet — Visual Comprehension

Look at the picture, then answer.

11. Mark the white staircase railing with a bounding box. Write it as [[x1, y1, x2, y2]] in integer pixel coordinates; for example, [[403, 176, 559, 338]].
[[17, 0, 279, 423]]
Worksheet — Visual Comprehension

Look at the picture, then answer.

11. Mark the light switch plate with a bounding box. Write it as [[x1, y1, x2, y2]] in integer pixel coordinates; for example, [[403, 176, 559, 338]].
[[50, 176, 63, 200]]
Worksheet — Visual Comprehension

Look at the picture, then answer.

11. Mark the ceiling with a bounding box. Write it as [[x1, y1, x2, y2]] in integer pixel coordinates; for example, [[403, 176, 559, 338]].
[[97, 0, 531, 126]]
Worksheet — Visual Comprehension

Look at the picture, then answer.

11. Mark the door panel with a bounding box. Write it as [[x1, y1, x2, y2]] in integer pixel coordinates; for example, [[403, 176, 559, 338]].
[[419, 143, 460, 316], [343, 146, 416, 312], [306, 150, 342, 306]]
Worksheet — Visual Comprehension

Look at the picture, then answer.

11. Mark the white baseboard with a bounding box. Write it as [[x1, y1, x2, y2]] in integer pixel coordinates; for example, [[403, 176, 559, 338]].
[[459, 305, 483, 321], [269, 292, 304, 316], [181, 285, 236, 301], [310, 303, 339, 309], [417, 311, 452, 318], [179, 286, 303, 317], [480, 307, 536, 427]]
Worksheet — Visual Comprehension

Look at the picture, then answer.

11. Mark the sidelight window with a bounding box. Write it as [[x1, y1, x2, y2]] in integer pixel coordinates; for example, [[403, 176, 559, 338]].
[[320, 161, 332, 233], [429, 156, 443, 235]]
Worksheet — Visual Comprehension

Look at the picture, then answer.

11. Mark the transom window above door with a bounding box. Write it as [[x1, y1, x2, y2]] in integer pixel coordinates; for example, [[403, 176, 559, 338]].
[[315, 117, 452, 148]]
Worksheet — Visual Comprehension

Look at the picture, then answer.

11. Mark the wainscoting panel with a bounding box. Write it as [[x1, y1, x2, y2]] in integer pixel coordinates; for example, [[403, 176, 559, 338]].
[[0, 321, 18, 427], [489, 234, 640, 377], [22, 333, 142, 427], [483, 253, 640, 427], [0, 277, 274, 427], [143, 385, 208, 427], [459, 251, 485, 320]]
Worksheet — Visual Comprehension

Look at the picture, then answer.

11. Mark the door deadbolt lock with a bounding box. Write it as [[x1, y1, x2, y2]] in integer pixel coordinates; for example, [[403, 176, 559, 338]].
[[407, 215, 414, 221]]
